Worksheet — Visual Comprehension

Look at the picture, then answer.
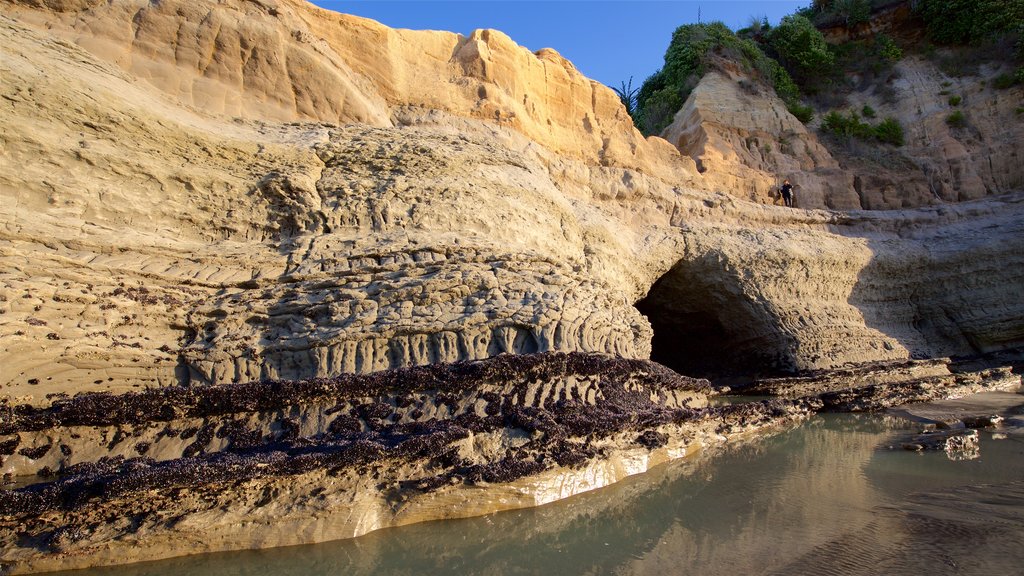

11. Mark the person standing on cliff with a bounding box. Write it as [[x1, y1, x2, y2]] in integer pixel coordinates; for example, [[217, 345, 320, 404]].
[[780, 179, 794, 207]]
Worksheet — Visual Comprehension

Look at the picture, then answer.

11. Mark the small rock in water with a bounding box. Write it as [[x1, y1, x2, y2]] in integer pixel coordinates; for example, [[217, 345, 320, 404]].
[[961, 414, 1003, 428], [900, 428, 979, 461]]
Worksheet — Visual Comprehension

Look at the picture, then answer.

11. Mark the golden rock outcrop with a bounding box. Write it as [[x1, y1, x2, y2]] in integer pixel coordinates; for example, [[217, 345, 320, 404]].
[[2, 0, 1023, 403]]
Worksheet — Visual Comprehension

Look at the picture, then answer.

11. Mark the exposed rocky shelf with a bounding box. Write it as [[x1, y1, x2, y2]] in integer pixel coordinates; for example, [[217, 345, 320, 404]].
[[0, 352, 820, 574], [2, 349, 1020, 573], [733, 351, 1023, 411]]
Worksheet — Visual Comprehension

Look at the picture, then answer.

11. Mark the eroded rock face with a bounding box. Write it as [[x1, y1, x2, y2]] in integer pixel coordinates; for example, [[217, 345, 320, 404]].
[[661, 54, 1024, 210], [881, 57, 1024, 201], [0, 352, 820, 574], [3, 1, 1024, 403], [4, 0, 686, 173], [740, 354, 1022, 411], [2, 1, 1024, 570], [177, 122, 657, 385], [640, 197, 1024, 376], [661, 69, 849, 208]]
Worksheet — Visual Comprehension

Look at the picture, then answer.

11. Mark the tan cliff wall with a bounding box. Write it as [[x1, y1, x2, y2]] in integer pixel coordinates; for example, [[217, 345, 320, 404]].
[[646, 197, 1024, 376], [661, 69, 857, 209], [1, 0, 1023, 406], [7, 0, 689, 174]]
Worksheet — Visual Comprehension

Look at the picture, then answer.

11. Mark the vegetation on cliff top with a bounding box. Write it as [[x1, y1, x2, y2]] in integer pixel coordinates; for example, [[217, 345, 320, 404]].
[[914, 0, 1024, 85], [623, 0, 1021, 137], [799, 0, 900, 28], [631, 21, 809, 136], [915, 0, 1024, 47], [766, 14, 835, 86]]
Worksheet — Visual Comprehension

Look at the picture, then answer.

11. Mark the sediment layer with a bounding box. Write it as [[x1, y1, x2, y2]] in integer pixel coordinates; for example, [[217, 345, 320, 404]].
[[4, 350, 1019, 574], [0, 352, 821, 574], [735, 351, 1023, 411], [3, 2, 1024, 402]]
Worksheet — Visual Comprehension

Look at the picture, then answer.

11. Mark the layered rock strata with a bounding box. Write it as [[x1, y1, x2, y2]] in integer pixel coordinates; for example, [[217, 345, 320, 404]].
[[661, 69, 849, 207], [1, 1, 1024, 570], [3, 350, 1019, 573], [0, 352, 820, 574], [3, 0, 684, 173], [642, 195, 1024, 377], [2, 0, 1024, 399], [736, 352, 1022, 412]]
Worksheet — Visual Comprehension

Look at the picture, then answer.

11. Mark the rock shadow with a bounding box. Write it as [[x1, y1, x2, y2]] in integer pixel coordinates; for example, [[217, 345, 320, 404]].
[[825, 192, 1024, 366], [635, 255, 795, 382]]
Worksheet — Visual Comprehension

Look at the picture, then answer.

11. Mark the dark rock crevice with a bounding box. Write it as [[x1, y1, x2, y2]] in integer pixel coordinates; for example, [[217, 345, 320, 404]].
[[635, 257, 791, 381]]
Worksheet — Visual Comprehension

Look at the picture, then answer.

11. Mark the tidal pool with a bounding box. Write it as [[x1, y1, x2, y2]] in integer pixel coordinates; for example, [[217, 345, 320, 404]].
[[53, 412, 1024, 576]]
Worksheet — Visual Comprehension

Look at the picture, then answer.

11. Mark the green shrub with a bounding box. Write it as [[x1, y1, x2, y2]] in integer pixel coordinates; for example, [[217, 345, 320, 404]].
[[874, 117, 905, 146], [805, 0, 875, 27], [635, 71, 685, 136], [916, 0, 1024, 85], [948, 94, 962, 106], [788, 101, 815, 123], [737, 16, 772, 40], [861, 104, 876, 118], [914, 0, 1023, 46], [634, 23, 744, 135], [876, 34, 903, 62], [838, 0, 872, 26], [1016, 106, 1024, 114], [767, 15, 836, 85], [823, 110, 904, 146], [821, 110, 847, 134], [993, 72, 1019, 89], [821, 34, 904, 103], [946, 110, 967, 127], [635, 21, 812, 134], [768, 59, 801, 104], [822, 110, 874, 138]]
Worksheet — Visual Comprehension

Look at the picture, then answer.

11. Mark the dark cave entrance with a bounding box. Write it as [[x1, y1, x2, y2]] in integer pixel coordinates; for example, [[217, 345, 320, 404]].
[[634, 260, 790, 382]]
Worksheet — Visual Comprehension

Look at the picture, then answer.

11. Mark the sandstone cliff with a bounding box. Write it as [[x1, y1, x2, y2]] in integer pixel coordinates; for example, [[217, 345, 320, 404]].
[[6, 0, 685, 172], [2, 0, 1024, 571], [661, 68, 852, 208], [2, 0, 1023, 405]]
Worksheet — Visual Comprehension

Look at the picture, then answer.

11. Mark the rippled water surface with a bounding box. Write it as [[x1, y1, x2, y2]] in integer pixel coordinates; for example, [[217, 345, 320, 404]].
[[58, 412, 1024, 576]]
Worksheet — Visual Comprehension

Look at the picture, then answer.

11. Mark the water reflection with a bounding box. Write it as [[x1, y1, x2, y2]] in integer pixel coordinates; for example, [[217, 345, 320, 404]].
[[56, 414, 1024, 576]]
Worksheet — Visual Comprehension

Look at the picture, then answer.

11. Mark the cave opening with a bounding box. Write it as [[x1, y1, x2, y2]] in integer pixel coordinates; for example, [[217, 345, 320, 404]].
[[634, 260, 789, 382]]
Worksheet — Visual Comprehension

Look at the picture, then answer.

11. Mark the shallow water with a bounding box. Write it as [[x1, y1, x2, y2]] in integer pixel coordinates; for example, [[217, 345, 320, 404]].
[[55, 413, 1024, 576]]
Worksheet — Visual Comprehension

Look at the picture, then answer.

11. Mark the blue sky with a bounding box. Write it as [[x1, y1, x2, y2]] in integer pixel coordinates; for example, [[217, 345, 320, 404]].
[[311, 1, 808, 89]]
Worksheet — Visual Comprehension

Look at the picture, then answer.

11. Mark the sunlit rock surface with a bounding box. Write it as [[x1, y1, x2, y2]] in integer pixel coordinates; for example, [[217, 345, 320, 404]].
[[1, 0, 1024, 570], [3, 1, 1023, 401]]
